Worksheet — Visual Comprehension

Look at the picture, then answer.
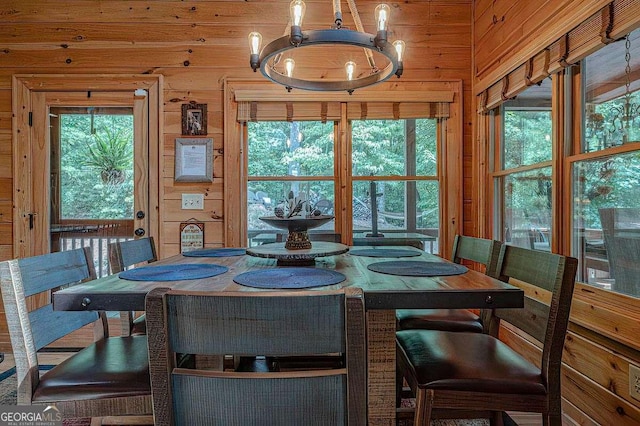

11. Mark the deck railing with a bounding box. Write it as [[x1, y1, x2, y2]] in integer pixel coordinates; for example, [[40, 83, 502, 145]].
[[53, 220, 134, 278]]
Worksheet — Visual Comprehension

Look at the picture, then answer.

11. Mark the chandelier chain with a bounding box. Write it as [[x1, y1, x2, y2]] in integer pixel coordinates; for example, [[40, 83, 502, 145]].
[[625, 35, 631, 98]]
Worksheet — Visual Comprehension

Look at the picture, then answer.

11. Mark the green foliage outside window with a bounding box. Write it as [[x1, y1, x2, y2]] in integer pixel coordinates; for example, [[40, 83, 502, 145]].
[[60, 113, 134, 219]]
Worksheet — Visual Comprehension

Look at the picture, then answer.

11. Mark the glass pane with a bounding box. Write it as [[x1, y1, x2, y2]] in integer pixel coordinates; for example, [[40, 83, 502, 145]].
[[247, 180, 335, 246], [247, 121, 334, 177], [502, 167, 552, 250], [503, 110, 552, 170], [572, 152, 640, 296], [583, 29, 640, 152], [352, 180, 439, 253], [351, 119, 437, 177], [60, 113, 134, 219]]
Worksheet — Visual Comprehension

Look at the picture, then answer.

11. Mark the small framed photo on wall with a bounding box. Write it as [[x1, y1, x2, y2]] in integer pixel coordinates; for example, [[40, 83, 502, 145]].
[[182, 103, 207, 136], [175, 137, 213, 182]]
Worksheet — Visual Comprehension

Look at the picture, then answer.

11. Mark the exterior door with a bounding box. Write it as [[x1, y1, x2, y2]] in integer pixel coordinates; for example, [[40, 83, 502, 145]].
[[29, 92, 149, 268], [13, 75, 160, 262]]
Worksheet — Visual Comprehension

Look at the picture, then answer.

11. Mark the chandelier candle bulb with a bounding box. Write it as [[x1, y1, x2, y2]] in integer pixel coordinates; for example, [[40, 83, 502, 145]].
[[375, 4, 390, 31], [248, 32, 262, 71], [284, 58, 295, 78], [346, 61, 356, 81]]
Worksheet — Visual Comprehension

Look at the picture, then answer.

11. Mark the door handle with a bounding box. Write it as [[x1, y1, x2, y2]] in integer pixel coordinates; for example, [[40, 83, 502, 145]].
[[136, 210, 145, 219], [134, 228, 145, 236]]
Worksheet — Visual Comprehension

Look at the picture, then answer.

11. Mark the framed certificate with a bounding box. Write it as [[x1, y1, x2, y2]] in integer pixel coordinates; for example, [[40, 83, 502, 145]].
[[175, 138, 213, 182]]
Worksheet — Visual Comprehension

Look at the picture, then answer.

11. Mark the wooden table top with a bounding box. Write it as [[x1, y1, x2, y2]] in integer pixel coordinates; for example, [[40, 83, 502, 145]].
[[53, 247, 523, 312]]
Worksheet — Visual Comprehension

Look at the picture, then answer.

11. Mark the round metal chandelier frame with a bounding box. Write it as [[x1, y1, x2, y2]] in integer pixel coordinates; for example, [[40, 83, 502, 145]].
[[259, 29, 400, 93]]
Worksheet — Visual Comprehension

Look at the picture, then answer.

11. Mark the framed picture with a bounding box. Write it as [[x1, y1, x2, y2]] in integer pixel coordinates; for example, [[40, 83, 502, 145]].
[[182, 103, 207, 136], [175, 138, 213, 182]]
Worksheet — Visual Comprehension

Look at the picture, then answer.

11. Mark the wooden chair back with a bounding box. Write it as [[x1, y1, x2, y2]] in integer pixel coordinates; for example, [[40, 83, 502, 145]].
[[146, 288, 366, 426], [108, 237, 157, 335], [451, 234, 501, 278], [0, 248, 106, 401], [494, 244, 578, 396], [108, 237, 157, 273]]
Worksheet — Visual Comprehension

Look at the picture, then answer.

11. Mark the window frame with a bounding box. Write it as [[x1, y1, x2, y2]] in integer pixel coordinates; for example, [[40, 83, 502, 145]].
[[224, 80, 463, 257]]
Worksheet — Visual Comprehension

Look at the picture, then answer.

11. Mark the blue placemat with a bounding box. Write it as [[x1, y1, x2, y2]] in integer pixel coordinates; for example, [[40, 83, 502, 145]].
[[119, 264, 229, 281], [234, 267, 346, 289], [350, 248, 421, 258], [367, 261, 468, 277], [183, 248, 246, 257]]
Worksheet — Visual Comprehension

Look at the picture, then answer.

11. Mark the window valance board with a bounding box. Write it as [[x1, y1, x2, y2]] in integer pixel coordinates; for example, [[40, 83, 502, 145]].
[[235, 90, 454, 122], [478, 0, 640, 113]]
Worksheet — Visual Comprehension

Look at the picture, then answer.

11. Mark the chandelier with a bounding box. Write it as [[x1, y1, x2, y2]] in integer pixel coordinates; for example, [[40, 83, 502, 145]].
[[248, 1, 405, 93], [610, 34, 640, 143]]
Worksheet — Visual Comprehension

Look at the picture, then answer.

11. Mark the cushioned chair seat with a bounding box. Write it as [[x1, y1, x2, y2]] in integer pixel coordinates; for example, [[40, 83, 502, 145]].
[[396, 330, 546, 395], [33, 336, 150, 402], [396, 309, 483, 332]]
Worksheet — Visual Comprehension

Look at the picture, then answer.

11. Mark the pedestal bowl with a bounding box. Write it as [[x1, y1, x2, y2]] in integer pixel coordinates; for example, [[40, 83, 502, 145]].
[[259, 215, 334, 250]]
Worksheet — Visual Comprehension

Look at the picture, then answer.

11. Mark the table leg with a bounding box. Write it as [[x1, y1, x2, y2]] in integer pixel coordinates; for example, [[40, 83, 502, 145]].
[[367, 309, 397, 425]]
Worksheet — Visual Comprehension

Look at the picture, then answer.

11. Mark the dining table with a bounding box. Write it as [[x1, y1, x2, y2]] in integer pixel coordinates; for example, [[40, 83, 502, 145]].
[[53, 243, 524, 425]]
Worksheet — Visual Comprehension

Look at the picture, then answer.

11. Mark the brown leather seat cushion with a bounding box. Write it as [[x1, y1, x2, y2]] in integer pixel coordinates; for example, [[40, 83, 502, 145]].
[[396, 309, 483, 333], [396, 330, 546, 395], [33, 336, 150, 402]]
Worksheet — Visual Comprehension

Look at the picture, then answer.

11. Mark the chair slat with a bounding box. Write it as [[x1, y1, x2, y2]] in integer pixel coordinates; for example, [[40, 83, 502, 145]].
[[171, 372, 346, 426], [30, 304, 98, 351], [498, 245, 564, 292], [167, 292, 345, 355], [18, 249, 92, 296], [494, 297, 549, 342]]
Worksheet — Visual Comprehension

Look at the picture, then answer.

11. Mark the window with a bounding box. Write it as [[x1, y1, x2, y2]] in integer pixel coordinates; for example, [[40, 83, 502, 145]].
[[57, 109, 134, 220], [247, 121, 336, 244], [493, 80, 553, 251], [570, 29, 640, 297], [351, 119, 440, 251]]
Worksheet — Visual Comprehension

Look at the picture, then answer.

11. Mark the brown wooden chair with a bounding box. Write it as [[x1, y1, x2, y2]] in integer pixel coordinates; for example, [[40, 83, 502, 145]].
[[396, 245, 578, 426], [0, 248, 152, 422], [396, 235, 502, 333], [146, 287, 366, 426], [108, 237, 157, 336]]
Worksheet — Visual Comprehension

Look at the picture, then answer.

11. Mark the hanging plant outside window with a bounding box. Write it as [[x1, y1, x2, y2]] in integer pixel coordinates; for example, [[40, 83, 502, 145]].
[[84, 125, 133, 185]]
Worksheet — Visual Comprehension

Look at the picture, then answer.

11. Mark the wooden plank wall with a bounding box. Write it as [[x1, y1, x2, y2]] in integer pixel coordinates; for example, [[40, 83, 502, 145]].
[[0, 1, 473, 350], [473, 1, 640, 424]]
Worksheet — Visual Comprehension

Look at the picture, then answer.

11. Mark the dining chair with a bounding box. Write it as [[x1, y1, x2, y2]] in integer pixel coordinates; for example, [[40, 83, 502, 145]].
[[146, 287, 366, 426], [396, 245, 578, 426], [396, 235, 502, 333], [108, 237, 157, 336], [0, 247, 152, 422]]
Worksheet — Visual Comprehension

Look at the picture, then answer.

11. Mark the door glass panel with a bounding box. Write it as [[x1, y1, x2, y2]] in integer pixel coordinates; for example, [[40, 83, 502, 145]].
[[50, 107, 134, 276]]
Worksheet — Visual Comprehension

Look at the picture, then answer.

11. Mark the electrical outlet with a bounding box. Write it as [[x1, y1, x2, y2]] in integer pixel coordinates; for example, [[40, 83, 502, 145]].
[[630, 364, 640, 401], [181, 194, 204, 210]]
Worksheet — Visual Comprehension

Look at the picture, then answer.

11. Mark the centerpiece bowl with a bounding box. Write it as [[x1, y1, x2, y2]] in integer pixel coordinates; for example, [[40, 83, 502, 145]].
[[259, 215, 334, 250]]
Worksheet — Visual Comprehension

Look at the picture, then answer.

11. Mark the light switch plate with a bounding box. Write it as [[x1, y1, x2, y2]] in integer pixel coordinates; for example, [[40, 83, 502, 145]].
[[182, 194, 204, 210]]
